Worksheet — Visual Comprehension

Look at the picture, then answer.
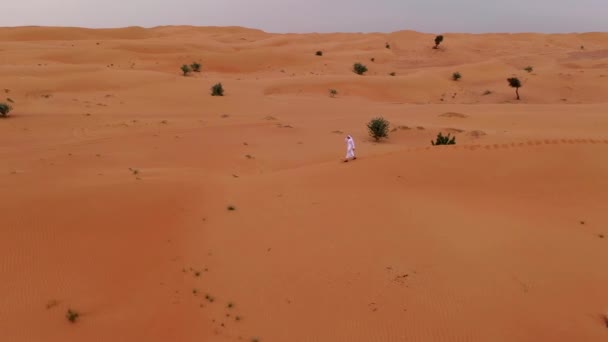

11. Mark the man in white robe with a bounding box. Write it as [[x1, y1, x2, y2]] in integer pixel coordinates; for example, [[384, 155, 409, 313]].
[[344, 135, 356, 162]]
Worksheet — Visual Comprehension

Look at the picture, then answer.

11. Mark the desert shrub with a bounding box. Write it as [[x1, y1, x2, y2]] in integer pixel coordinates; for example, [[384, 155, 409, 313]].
[[434, 35, 444, 49], [507, 77, 522, 100], [211, 83, 224, 96], [191, 62, 201, 72], [452, 72, 461, 81], [389, 72, 396, 76], [370, 57, 375, 62], [0, 102, 12, 118], [524, 66, 533, 73], [66, 309, 79, 323], [385, 43, 391, 49], [483, 90, 492, 95], [431, 132, 456, 146], [329, 89, 338, 97], [353, 63, 368, 75], [315, 51, 323, 56], [367, 117, 390, 141], [181, 64, 191, 76]]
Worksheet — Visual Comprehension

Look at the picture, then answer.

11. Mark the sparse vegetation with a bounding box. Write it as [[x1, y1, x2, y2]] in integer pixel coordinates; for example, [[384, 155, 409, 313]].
[[434, 35, 444, 49], [452, 72, 462, 81], [227, 302, 234, 309], [483, 90, 492, 95], [507, 77, 522, 100], [524, 66, 533, 73], [227, 205, 236, 211], [211, 83, 224, 96], [46, 299, 59, 309], [0, 102, 12, 117], [367, 117, 390, 141], [205, 294, 215, 302], [389, 72, 396, 76], [385, 43, 391, 49], [181, 64, 191, 76], [315, 51, 323, 56], [66, 309, 79, 323], [353, 63, 368, 75], [329, 89, 338, 97], [431, 132, 456, 146], [6, 98, 14, 103], [370, 57, 375, 62], [191, 62, 201, 72]]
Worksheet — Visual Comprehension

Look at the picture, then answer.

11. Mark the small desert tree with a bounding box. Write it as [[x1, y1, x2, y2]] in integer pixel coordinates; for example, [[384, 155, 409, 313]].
[[0, 102, 11, 118], [431, 132, 456, 146], [329, 89, 338, 97], [191, 62, 201, 72], [211, 83, 224, 96], [452, 72, 462, 81], [315, 51, 323, 56], [434, 35, 444, 49], [353, 63, 368, 75], [367, 117, 390, 141], [507, 77, 522, 100], [181, 64, 192, 76]]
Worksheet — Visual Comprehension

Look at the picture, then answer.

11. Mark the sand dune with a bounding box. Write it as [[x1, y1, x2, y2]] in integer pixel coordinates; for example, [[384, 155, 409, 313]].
[[1, 26, 607, 342]]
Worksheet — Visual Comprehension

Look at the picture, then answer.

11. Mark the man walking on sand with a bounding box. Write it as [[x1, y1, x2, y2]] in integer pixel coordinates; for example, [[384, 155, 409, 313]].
[[344, 135, 356, 162]]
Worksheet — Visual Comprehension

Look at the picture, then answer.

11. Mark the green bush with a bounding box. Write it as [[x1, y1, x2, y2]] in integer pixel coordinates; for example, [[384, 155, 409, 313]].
[[66, 309, 79, 323], [0, 102, 12, 118], [434, 35, 444, 49], [315, 51, 323, 56], [191, 62, 201, 72], [181, 64, 191, 76], [507, 77, 522, 100], [211, 83, 224, 96], [431, 132, 456, 146], [353, 63, 368, 75], [452, 72, 461, 81], [367, 117, 390, 141]]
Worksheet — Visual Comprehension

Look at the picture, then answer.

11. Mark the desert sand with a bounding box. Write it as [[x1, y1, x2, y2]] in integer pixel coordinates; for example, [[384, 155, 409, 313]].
[[1, 26, 608, 341]]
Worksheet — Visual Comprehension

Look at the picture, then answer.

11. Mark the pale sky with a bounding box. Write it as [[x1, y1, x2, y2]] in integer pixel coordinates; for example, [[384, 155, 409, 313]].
[[3, 0, 607, 33]]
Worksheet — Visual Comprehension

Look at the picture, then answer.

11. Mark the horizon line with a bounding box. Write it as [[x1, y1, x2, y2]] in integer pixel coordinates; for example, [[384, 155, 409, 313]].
[[0, 24, 605, 36]]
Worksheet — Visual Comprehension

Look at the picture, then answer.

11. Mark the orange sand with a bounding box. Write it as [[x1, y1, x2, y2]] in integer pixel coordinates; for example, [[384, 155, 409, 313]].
[[1, 26, 608, 342]]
